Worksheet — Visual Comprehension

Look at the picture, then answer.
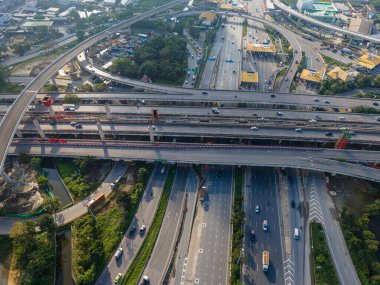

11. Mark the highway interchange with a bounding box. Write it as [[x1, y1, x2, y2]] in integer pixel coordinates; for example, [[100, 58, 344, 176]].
[[1, 0, 380, 284]]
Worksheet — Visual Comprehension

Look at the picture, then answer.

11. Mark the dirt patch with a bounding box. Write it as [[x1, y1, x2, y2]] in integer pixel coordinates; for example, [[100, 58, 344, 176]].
[[9, 53, 62, 77], [328, 174, 379, 217], [0, 159, 43, 214]]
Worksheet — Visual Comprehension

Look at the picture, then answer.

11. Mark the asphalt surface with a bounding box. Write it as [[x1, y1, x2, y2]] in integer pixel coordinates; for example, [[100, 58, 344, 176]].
[[286, 169, 306, 285], [95, 165, 168, 285], [243, 167, 284, 285], [141, 167, 194, 284], [185, 166, 233, 285], [9, 141, 380, 182], [35, 89, 380, 109], [18, 121, 380, 144], [27, 103, 380, 125], [0, 0, 185, 172], [306, 172, 361, 285], [171, 170, 198, 285]]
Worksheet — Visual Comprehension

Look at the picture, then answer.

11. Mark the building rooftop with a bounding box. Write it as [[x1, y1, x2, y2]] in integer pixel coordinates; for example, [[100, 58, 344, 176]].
[[22, 20, 54, 27], [199, 12, 217, 23], [327, 67, 351, 81], [246, 43, 276, 53], [241, 71, 259, 83], [220, 3, 246, 11], [300, 69, 323, 83], [357, 53, 380, 70], [349, 18, 372, 35]]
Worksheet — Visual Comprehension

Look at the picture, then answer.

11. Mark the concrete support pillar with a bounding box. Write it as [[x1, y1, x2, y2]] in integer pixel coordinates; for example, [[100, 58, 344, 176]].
[[148, 125, 155, 142], [1, 169, 12, 183], [33, 119, 46, 139], [48, 106, 56, 118], [96, 119, 105, 141], [105, 103, 112, 120], [16, 129, 23, 138], [51, 77, 57, 86]]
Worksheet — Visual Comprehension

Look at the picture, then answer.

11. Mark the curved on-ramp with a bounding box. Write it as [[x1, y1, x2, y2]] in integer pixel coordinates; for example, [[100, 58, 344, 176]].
[[0, 0, 185, 172]]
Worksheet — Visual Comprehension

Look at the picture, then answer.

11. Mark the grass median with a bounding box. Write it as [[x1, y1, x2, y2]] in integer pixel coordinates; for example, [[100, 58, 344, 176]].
[[310, 222, 339, 285], [230, 167, 245, 284], [121, 165, 176, 284]]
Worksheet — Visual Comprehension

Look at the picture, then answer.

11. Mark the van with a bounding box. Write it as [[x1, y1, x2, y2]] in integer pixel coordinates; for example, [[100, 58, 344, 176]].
[[294, 228, 299, 239]]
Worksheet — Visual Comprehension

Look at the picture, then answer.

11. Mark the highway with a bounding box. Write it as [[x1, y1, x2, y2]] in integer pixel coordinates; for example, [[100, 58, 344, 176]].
[[243, 167, 284, 285], [305, 172, 361, 285], [273, 0, 380, 44], [9, 140, 380, 182], [17, 121, 380, 144], [0, 0, 186, 173], [141, 167, 192, 285], [95, 166, 168, 285], [184, 166, 233, 285], [35, 90, 380, 109], [33, 104, 380, 125], [286, 169, 306, 285]]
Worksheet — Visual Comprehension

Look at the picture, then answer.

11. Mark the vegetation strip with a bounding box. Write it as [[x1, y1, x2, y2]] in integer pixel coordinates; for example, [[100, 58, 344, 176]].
[[310, 222, 339, 285], [230, 167, 245, 284], [121, 165, 176, 284]]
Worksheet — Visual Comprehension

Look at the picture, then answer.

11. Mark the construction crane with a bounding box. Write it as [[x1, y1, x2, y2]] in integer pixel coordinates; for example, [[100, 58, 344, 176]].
[[335, 128, 352, 149]]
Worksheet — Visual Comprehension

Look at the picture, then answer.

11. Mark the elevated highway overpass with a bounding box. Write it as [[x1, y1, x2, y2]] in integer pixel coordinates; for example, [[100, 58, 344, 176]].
[[0, 0, 186, 173], [9, 139, 380, 182], [273, 0, 380, 44], [17, 121, 380, 144]]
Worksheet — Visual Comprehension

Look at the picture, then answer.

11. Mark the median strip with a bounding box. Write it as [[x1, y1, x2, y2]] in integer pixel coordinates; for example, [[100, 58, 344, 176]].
[[121, 165, 176, 284]]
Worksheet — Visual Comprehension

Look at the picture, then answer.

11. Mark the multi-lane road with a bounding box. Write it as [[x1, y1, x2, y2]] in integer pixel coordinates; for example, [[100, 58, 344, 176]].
[[244, 167, 284, 285]]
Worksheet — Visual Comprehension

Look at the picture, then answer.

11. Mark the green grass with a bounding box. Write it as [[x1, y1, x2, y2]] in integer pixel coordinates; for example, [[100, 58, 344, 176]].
[[242, 19, 248, 38], [321, 54, 351, 70], [0, 83, 23, 94], [310, 223, 339, 285], [354, 92, 380, 99], [122, 166, 176, 285], [230, 167, 245, 283], [55, 158, 77, 178]]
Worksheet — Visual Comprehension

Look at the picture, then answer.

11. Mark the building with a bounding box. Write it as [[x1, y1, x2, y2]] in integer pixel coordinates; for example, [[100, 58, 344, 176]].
[[219, 3, 246, 12], [22, 20, 54, 30], [103, 0, 116, 6], [357, 53, 380, 74], [46, 7, 60, 16], [246, 42, 276, 55], [326, 67, 352, 81], [296, 0, 338, 23], [240, 70, 258, 88], [348, 18, 372, 35], [0, 13, 11, 25], [199, 12, 217, 26], [300, 68, 323, 86]]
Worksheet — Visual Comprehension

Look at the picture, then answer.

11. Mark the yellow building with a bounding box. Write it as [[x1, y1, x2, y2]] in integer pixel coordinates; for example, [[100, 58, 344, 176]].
[[300, 69, 323, 84], [240, 71, 258, 87], [326, 67, 352, 82], [357, 53, 380, 73], [246, 43, 276, 54], [220, 3, 246, 11], [199, 12, 217, 26]]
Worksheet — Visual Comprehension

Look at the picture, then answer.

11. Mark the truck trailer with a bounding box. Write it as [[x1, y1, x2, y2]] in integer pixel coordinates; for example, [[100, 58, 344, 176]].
[[262, 251, 269, 271]]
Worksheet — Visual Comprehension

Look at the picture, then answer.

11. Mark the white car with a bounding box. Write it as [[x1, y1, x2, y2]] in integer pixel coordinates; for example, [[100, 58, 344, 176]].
[[28, 105, 36, 110], [295, 128, 302, 132], [263, 220, 268, 231], [114, 247, 123, 258], [139, 225, 146, 234], [255, 204, 260, 213], [251, 126, 258, 131]]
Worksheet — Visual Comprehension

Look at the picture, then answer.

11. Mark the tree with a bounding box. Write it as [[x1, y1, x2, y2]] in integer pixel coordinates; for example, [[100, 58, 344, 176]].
[[139, 61, 159, 79], [43, 83, 58, 92], [111, 58, 138, 78], [78, 83, 93, 92], [31, 157, 41, 171], [19, 152, 31, 164], [76, 30, 85, 42], [137, 167, 148, 184], [37, 175, 48, 188], [0, 67, 9, 86], [12, 43, 30, 55], [64, 93, 80, 104], [41, 196, 62, 214], [74, 156, 95, 175], [93, 83, 108, 91], [37, 214, 56, 234], [10, 221, 36, 248]]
